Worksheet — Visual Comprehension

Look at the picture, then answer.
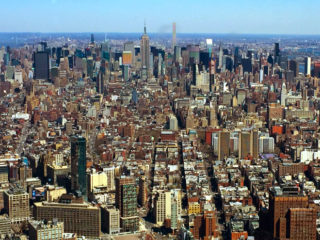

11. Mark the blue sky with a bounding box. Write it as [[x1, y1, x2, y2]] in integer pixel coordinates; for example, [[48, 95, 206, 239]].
[[1, 0, 319, 34]]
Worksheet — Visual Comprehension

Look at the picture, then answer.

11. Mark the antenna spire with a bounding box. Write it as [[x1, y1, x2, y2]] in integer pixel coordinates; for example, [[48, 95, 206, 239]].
[[144, 20, 147, 35]]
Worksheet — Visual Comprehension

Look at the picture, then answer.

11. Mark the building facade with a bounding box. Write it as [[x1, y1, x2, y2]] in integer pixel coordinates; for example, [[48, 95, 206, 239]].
[[4, 187, 29, 223], [34, 200, 101, 238], [71, 136, 87, 200], [29, 220, 64, 240], [115, 176, 139, 232]]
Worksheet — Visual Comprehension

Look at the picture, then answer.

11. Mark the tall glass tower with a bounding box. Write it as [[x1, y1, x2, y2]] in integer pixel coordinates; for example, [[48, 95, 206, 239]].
[[71, 136, 87, 200], [34, 51, 49, 80]]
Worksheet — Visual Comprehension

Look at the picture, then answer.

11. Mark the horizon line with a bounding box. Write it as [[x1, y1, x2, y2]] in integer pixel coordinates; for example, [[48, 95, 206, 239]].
[[1, 32, 320, 36]]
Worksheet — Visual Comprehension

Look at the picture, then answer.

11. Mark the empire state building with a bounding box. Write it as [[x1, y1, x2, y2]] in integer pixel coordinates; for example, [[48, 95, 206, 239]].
[[140, 24, 150, 70]]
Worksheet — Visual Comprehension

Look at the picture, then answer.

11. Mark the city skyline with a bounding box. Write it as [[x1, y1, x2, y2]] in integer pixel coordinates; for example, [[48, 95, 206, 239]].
[[1, 0, 320, 35], [2, 1, 320, 239]]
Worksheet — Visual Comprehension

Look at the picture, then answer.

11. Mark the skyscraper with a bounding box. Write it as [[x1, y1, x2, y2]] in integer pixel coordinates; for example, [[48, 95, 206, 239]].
[[124, 41, 135, 65], [169, 114, 178, 130], [289, 60, 299, 77], [122, 51, 133, 65], [251, 129, 259, 159], [172, 22, 176, 51], [174, 46, 181, 63], [115, 176, 139, 232], [87, 57, 94, 78], [153, 190, 171, 226], [234, 47, 241, 69], [268, 186, 315, 240], [274, 43, 280, 65], [209, 105, 218, 127], [259, 136, 275, 153], [188, 45, 200, 64], [96, 70, 104, 94], [218, 43, 223, 69], [34, 51, 49, 80], [305, 57, 311, 76], [314, 62, 320, 77], [239, 132, 250, 159], [238, 130, 258, 159], [4, 187, 30, 223], [218, 131, 230, 161], [101, 206, 120, 234], [140, 24, 150, 71], [190, 211, 217, 239], [122, 65, 129, 81], [281, 82, 287, 106], [288, 208, 317, 240], [0, 163, 8, 184], [91, 33, 94, 44], [138, 176, 148, 207], [71, 136, 87, 200]]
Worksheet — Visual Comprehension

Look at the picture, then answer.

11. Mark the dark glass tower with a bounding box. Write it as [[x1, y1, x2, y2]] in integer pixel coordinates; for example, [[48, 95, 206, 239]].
[[96, 70, 104, 94], [91, 33, 94, 44], [274, 43, 280, 65], [71, 136, 87, 200], [34, 51, 49, 80]]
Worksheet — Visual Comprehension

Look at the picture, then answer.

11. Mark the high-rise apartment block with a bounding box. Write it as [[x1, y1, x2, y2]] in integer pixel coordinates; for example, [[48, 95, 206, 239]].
[[101, 206, 120, 234], [239, 130, 258, 159], [154, 190, 171, 226], [4, 187, 30, 223], [218, 131, 230, 161], [138, 176, 148, 207], [288, 208, 317, 240], [0, 215, 11, 236], [268, 186, 316, 240], [115, 176, 139, 232], [0, 163, 8, 184], [190, 211, 217, 239]]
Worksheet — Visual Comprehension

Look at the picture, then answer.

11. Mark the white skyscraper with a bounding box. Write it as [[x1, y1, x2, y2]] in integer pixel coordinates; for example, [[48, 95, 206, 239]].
[[172, 22, 176, 51], [305, 57, 311, 76], [218, 43, 223, 69], [281, 82, 287, 106], [153, 190, 171, 226], [259, 136, 275, 153], [259, 69, 264, 83], [169, 115, 178, 131]]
